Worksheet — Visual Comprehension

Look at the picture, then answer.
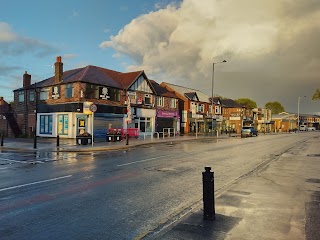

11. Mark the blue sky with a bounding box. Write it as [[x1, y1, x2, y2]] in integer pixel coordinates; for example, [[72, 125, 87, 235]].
[[1, 0, 320, 113], [0, 0, 176, 99]]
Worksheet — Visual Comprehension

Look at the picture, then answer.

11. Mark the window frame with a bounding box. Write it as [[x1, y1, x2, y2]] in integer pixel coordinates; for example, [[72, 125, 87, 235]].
[[156, 96, 164, 107], [39, 115, 53, 134], [18, 91, 24, 102], [65, 83, 74, 98]]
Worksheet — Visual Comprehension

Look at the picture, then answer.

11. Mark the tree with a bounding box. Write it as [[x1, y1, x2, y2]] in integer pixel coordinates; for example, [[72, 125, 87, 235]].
[[265, 101, 285, 114], [235, 98, 257, 109], [312, 89, 320, 100]]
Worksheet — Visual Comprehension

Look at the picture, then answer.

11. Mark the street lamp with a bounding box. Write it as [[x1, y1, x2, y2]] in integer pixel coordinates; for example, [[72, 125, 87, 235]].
[[297, 96, 306, 130], [33, 82, 39, 149], [211, 60, 227, 136]]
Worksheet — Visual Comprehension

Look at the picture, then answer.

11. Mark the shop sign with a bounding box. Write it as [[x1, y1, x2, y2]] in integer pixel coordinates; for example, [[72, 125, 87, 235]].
[[157, 110, 178, 118], [83, 101, 93, 115]]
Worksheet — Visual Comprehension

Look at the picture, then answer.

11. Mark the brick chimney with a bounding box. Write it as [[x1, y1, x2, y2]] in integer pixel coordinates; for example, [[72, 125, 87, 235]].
[[23, 71, 31, 87], [54, 56, 63, 84]]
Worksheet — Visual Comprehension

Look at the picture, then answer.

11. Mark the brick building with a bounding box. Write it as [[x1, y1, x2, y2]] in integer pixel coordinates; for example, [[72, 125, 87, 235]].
[[13, 57, 179, 139]]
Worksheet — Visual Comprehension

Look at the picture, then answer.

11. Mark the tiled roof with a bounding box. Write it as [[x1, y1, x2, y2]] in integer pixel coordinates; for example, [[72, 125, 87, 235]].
[[161, 82, 209, 102], [184, 92, 198, 101], [14, 66, 145, 91], [149, 80, 178, 98], [213, 97, 243, 108]]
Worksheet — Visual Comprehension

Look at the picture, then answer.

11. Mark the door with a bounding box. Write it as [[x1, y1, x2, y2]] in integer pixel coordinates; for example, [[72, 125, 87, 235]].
[[77, 116, 87, 135]]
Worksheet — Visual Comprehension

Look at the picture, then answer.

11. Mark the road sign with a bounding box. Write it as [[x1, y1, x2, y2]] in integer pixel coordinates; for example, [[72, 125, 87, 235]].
[[89, 104, 97, 113]]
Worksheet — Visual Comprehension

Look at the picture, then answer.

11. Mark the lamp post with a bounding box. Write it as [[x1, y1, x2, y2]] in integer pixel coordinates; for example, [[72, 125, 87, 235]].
[[297, 96, 306, 130], [211, 60, 227, 136], [33, 82, 38, 149]]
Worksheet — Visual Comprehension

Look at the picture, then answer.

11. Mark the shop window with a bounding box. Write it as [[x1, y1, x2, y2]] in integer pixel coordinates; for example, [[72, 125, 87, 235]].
[[18, 91, 24, 102], [40, 115, 53, 134], [139, 117, 151, 132], [58, 114, 69, 135], [65, 84, 74, 98]]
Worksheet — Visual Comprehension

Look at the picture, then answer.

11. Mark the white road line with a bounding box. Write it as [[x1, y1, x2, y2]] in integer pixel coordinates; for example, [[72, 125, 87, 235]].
[[0, 158, 30, 164], [0, 175, 72, 192], [0, 167, 8, 170], [117, 155, 170, 167]]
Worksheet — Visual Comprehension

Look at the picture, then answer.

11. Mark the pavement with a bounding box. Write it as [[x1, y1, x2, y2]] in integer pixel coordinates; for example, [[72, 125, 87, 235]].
[[1, 133, 319, 240], [0, 133, 227, 152]]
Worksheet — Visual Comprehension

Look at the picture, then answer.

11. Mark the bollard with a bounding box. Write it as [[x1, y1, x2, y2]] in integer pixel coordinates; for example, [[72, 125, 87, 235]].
[[126, 133, 129, 145], [57, 135, 60, 147], [203, 166, 215, 220], [0, 133, 3, 146]]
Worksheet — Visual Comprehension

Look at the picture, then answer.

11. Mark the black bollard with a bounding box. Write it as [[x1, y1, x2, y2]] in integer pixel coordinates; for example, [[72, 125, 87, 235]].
[[203, 166, 215, 220], [126, 133, 129, 145], [0, 133, 3, 146], [57, 135, 60, 147], [33, 134, 37, 149]]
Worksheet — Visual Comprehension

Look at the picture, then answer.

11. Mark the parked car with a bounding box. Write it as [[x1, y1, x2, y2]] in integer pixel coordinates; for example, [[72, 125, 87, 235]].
[[299, 125, 307, 131], [307, 126, 316, 131], [241, 126, 258, 138]]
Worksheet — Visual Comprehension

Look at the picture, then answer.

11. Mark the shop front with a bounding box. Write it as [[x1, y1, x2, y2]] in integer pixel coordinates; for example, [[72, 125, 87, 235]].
[[128, 108, 156, 137], [156, 109, 180, 133]]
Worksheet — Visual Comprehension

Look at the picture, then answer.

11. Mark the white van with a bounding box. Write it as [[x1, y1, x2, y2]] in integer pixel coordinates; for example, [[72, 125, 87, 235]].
[[299, 125, 307, 131]]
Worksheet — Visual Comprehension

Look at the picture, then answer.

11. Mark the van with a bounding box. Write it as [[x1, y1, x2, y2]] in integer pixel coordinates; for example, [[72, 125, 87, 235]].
[[299, 125, 307, 131]]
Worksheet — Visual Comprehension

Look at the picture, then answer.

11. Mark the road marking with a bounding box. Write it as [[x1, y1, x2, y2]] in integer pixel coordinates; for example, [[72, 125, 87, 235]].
[[117, 155, 170, 167], [0, 175, 72, 192], [0, 158, 30, 164], [0, 167, 8, 170]]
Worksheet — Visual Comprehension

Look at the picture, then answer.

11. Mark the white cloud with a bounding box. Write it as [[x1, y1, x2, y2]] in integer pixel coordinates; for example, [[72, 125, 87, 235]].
[[63, 53, 78, 60], [100, 0, 320, 113], [0, 22, 18, 42]]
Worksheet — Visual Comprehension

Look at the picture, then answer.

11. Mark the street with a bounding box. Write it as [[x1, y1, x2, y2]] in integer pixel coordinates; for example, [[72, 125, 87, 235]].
[[0, 132, 319, 239]]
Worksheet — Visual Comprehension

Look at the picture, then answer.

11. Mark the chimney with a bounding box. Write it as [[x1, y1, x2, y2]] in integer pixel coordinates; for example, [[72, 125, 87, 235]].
[[54, 56, 63, 84], [23, 71, 31, 87]]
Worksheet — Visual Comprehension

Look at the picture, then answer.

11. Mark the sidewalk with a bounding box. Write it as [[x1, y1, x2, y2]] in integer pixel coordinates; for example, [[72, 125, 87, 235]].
[[152, 136, 320, 240], [0, 134, 232, 152]]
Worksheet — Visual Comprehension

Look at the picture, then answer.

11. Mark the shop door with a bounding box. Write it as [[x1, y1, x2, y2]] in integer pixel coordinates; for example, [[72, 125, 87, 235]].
[[77, 116, 87, 135]]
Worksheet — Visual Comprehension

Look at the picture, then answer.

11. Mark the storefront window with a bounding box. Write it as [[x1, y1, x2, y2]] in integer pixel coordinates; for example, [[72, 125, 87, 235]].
[[40, 115, 53, 134], [58, 114, 68, 135], [138, 117, 152, 132]]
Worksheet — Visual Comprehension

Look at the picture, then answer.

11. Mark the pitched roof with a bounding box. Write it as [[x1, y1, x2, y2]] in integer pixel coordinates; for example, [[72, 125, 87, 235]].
[[149, 80, 178, 98], [184, 92, 199, 101], [213, 97, 243, 108], [14, 66, 145, 91], [161, 82, 209, 102]]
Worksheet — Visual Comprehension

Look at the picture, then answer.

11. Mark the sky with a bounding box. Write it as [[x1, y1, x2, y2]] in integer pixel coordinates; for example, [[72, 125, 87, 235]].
[[1, 0, 319, 114]]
